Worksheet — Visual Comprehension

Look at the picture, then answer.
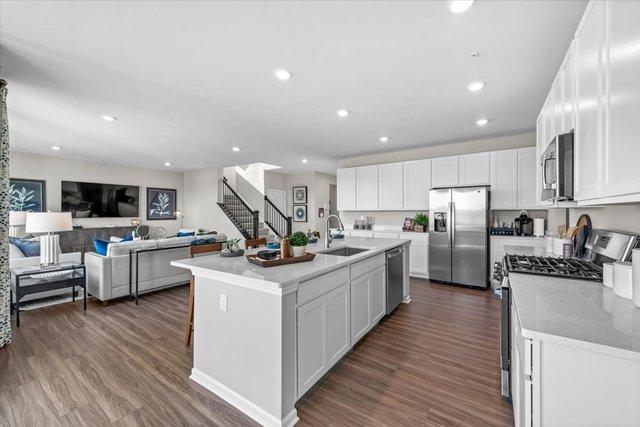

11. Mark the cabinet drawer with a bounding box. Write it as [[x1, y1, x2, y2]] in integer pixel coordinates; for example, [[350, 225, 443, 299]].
[[351, 253, 385, 280], [298, 267, 349, 306]]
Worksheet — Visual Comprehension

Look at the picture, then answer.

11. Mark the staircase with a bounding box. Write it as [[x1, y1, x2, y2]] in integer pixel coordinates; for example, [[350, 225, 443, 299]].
[[218, 178, 272, 240], [264, 195, 292, 238]]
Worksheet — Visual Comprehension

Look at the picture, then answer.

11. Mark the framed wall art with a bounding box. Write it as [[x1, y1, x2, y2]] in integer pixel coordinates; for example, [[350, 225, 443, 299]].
[[292, 186, 307, 204], [293, 205, 307, 222], [9, 178, 46, 212], [147, 187, 177, 220]]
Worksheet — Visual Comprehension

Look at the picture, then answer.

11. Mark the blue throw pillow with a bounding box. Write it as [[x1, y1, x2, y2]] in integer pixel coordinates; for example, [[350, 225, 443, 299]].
[[121, 234, 134, 242], [93, 239, 110, 256], [177, 231, 195, 237], [9, 237, 40, 257]]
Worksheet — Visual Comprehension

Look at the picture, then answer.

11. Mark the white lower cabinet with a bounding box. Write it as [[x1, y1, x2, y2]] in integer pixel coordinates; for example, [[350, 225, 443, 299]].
[[399, 232, 428, 277], [326, 284, 350, 366], [350, 265, 385, 345], [297, 295, 329, 397]]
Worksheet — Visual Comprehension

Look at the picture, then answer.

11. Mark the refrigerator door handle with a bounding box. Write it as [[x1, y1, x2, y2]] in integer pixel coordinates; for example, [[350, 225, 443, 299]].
[[447, 201, 453, 248], [451, 201, 455, 247]]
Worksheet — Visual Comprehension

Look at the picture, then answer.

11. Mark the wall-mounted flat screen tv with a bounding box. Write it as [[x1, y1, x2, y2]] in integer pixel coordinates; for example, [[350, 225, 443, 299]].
[[61, 181, 139, 218]]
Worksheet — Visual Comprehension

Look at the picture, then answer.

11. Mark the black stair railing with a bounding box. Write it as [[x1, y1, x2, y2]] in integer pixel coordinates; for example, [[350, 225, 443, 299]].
[[264, 196, 292, 238], [221, 177, 259, 239]]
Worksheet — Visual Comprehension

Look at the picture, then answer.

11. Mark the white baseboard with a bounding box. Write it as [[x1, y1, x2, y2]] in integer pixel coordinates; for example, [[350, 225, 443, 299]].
[[402, 295, 411, 304], [190, 368, 298, 427], [410, 272, 429, 279]]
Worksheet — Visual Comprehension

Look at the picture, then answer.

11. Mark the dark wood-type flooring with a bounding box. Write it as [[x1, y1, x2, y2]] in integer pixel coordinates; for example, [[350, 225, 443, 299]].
[[0, 279, 513, 426]]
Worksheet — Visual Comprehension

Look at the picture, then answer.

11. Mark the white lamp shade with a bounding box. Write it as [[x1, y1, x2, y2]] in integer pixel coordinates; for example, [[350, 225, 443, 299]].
[[25, 212, 73, 233], [9, 211, 27, 226]]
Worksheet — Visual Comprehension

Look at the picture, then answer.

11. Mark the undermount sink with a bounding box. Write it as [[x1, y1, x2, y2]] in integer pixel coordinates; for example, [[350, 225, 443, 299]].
[[318, 246, 369, 257]]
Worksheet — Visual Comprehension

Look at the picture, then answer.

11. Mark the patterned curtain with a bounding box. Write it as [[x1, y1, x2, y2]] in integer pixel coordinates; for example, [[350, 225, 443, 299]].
[[0, 80, 10, 348]]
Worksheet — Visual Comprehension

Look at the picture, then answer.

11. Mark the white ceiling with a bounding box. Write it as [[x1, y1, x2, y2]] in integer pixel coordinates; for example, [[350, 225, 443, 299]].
[[0, 0, 586, 174]]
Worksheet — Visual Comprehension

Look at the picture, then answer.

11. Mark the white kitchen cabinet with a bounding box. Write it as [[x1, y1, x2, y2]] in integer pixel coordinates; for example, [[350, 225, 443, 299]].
[[356, 165, 379, 210], [326, 283, 350, 366], [490, 149, 519, 209], [517, 147, 537, 209], [369, 266, 386, 326], [378, 162, 403, 210], [575, 0, 604, 201], [602, 1, 640, 199], [432, 156, 459, 188], [350, 274, 370, 344], [297, 295, 328, 396], [337, 168, 356, 211], [551, 75, 563, 139], [459, 152, 491, 186], [403, 159, 431, 210], [399, 232, 428, 278], [543, 95, 554, 149], [560, 40, 576, 133]]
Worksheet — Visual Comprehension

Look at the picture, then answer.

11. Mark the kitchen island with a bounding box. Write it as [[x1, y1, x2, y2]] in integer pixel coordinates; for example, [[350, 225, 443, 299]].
[[171, 236, 410, 426]]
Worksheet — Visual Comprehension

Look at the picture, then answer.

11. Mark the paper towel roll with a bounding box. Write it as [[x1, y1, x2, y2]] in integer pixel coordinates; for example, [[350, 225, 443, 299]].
[[533, 218, 545, 237]]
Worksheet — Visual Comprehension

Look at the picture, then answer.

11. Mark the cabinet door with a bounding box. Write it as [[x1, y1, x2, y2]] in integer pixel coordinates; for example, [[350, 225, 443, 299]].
[[575, 1, 604, 201], [459, 152, 491, 186], [490, 149, 519, 209], [403, 159, 431, 210], [326, 283, 350, 367], [551, 75, 563, 138], [378, 163, 403, 210], [543, 96, 554, 149], [356, 165, 379, 210], [297, 296, 327, 396], [518, 147, 538, 209], [369, 266, 386, 325], [337, 168, 356, 211], [408, 241, 427, 275], [603, 1, 640, 198], [561, 41, 576, 133], [432, 156, 459, 187], [350, 274, 370, 344]]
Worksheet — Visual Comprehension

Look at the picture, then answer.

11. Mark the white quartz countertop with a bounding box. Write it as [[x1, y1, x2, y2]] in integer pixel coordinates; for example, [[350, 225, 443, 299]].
[[171, 236, 410, 292], [510, 272, 640, 361]]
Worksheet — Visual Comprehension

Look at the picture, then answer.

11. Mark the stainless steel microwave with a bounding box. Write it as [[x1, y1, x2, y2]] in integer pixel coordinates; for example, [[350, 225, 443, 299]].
[[540, 132, 574, 202]]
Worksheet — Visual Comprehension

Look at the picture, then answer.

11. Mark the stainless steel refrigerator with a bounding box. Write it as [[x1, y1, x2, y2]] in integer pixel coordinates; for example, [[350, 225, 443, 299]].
[[428, 186, 489, 289]]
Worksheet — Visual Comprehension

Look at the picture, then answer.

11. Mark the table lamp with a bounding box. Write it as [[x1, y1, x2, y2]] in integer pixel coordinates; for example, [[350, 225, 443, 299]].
[[9, 211, 27, 237], [25, 212, 73, 266]]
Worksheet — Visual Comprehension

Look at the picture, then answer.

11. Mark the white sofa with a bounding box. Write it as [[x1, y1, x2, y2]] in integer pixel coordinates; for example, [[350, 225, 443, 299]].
[[85, 234, 226, 302], [9, 242, 82, 303]]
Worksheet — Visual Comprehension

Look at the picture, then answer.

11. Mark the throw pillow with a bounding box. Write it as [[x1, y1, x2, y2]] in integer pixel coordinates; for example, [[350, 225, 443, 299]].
[[177, 231, 195, 237], [9, 237, 40, 257], [93, 239, 110, 256], [121, 234, 134, 242], [110, 236, 123, 243]]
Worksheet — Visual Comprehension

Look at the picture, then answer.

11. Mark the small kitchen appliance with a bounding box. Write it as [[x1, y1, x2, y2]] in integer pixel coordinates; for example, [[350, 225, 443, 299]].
[[541, 131, 574, 202], [513, 211, 533, 236]]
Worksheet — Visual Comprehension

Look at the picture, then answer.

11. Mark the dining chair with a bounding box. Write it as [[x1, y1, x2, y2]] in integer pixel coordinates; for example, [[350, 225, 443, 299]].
[[185, 242, 222, 347], [245, 237, 267, 249]]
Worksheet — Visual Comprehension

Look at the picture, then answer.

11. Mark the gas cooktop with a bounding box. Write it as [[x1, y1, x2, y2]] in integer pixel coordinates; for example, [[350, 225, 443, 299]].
[[505, 254, 603, 281]]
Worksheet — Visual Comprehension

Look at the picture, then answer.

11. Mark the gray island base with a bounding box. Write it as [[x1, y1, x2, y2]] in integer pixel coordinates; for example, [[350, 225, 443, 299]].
[[172, 237, 411, 426]]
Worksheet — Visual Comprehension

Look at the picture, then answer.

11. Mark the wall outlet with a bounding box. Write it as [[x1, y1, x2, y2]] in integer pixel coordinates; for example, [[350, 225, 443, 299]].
[[220, 294, 227, 312]]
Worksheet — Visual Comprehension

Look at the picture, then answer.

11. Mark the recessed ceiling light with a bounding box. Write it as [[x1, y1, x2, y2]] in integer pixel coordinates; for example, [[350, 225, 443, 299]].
[[301, 158, 308, 164], [336, 109, 349, 117], [379, 136, 389, 143], [476, 118, 489, 126], [164, 162, 172, 167], [232, 146, 241, 152], [449, 0, 474, 13], [273, 68, 292, 81], [467, 81, 485, 92], [50, 146, 62, 151], [101, 115, 117, 122]]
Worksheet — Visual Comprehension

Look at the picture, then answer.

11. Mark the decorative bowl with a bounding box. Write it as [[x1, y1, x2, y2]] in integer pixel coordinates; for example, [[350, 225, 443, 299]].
[[257, 250, 279, 260], [266, 242, 281, 249], [221, 249, 244, 258]]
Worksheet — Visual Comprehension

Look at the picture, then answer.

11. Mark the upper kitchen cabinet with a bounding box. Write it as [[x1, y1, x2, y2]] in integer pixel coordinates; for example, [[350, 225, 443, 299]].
[[356, 165, 379, 210], [490, 150, 519, 210], [602, 1, 640, 199], [574, 0, 604, 201], [518, 147, 538, 209], [337, 168, 356, 211], [432, 156, 459, 187], [560, 41, 576, 133], [403, 159, 431, 210], [378, 162, 403, 210], [459, 152, 491, 186]]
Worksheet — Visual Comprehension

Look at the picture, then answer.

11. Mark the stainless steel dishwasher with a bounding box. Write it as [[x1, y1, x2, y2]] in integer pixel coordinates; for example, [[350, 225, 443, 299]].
[[386, 246, 405, 314]]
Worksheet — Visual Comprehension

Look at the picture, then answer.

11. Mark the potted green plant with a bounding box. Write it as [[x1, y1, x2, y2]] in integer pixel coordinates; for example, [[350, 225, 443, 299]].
[[221, 238, 244, 257], [414, 213, 428, 232], [290, 231, 309, 257]]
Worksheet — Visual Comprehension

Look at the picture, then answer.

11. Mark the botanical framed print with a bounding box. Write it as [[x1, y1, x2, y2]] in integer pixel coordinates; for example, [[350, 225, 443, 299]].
[[292, 186, 307, 204], [9, 178, 46, 212], [147, 187, 177, 220], [293, 205, 307, 222]]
